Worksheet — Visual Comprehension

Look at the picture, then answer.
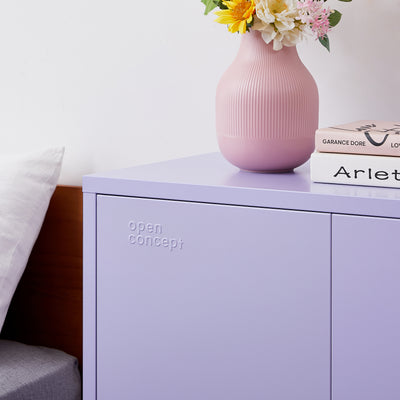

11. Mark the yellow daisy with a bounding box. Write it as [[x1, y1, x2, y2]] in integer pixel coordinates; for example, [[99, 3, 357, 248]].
[[215, 0, 256, 34]]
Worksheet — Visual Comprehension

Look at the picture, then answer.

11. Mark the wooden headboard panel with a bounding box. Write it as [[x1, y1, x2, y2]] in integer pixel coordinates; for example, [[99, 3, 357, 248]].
[[1, 186, 83, 366]]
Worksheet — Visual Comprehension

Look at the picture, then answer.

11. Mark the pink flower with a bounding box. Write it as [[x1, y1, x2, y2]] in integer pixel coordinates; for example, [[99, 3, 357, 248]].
[[297, 0, 332, 38]]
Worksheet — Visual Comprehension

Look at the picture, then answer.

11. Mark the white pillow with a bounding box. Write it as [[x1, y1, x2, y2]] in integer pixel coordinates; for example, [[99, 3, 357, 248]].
[[0, 147, 64, 332]]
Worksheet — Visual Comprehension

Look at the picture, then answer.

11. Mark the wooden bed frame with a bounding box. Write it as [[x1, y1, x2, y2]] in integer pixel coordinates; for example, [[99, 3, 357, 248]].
[[0, 186, 83, 367]]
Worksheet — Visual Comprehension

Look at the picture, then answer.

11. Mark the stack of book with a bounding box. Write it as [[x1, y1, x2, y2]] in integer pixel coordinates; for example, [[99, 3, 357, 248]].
[[310, 120, 400, 189]]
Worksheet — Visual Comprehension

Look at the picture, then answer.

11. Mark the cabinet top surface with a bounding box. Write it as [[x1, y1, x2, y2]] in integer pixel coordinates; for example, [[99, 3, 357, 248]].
[[83, 153, 400, 218]]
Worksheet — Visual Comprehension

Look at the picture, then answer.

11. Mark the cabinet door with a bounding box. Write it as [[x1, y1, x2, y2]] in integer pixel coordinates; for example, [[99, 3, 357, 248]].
[[332, 215, 400, 400], [97, 195, 330, 400]]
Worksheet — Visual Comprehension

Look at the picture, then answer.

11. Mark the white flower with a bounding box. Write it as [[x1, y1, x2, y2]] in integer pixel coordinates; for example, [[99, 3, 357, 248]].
[[253, 0, 306, 50]]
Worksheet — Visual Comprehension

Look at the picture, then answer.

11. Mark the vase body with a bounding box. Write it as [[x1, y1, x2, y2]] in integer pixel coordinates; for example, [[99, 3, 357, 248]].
[[216, 30, 319, 172]]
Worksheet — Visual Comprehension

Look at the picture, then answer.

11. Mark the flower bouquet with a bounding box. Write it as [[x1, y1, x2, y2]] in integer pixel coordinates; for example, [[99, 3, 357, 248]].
[[201, 0, 352, 51]]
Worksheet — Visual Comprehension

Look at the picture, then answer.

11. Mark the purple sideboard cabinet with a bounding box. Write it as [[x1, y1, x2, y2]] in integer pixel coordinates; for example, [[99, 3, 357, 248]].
[[83, 153, 400, 400]]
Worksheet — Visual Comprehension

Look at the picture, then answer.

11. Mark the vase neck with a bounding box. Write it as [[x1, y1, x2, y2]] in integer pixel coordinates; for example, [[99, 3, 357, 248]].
[[238, 30, 299, 62]]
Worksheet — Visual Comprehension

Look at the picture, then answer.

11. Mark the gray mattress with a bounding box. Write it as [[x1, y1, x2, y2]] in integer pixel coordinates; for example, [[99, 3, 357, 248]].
[[0, 340, 81, 400]]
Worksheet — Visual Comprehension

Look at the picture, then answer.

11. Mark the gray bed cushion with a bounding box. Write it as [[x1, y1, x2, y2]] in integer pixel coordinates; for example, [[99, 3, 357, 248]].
[[0, 340, 81, 400]]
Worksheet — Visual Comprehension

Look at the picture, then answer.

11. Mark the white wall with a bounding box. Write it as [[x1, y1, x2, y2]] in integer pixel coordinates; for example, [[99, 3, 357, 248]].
[[0, 0, 398, 184]]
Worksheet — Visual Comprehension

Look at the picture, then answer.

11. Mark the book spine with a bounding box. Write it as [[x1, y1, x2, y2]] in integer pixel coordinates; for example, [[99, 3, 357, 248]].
[[310, 152, 400, 188], [315, 130, 400, 156]]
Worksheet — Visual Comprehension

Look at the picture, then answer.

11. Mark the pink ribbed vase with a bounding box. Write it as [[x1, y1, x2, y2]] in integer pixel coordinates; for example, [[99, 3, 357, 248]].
[[216, 30, 319, 172]]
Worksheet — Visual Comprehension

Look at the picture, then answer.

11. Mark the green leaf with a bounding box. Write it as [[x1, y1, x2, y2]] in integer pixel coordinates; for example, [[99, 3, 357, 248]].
[[329, 10, 342, 27], [319, 35, 330, 52], [337, 0, 352, 2], [201, 0, 218, 15], [215, 0, 228, 9]]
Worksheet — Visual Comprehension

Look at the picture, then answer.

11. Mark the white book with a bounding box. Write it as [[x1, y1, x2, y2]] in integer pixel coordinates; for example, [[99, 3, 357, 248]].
[[310, 152, 400, 189]]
